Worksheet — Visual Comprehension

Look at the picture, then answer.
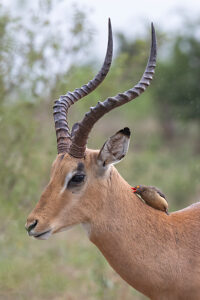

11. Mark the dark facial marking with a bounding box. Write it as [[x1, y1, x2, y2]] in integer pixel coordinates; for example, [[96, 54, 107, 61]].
[[60, 154, 65, 161], [77, 162, 85, 172]]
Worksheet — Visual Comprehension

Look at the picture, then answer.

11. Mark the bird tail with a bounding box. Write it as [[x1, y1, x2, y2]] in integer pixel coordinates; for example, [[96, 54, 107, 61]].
[[165, 209, 170, 216]]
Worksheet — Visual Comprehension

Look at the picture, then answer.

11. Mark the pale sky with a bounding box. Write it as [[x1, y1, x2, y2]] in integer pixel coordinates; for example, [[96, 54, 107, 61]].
[[68, 0, 200, 32], [2, 0, 200, 58], [53, 0, 200, 56]]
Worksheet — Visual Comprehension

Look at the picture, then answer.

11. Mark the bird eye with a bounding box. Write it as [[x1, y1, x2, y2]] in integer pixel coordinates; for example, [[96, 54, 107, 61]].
[[67, 173, 85, 188]]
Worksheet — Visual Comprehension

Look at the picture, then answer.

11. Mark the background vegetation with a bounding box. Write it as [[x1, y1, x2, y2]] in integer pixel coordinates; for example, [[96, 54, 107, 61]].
[[0, 1, 199, 299]]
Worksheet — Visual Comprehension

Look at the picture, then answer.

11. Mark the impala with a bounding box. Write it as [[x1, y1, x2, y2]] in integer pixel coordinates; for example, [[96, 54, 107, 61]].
[[26, 20, 200, 300]]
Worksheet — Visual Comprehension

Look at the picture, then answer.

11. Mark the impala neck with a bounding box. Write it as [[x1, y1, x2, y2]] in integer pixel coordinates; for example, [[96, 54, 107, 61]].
[[88, 167, 178, 299]]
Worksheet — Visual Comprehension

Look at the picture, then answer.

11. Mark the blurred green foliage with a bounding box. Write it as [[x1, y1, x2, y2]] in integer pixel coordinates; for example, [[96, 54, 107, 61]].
[[151, 20, 200, 142], [0, 2, 200, 299], [154, 34, 200, 120]]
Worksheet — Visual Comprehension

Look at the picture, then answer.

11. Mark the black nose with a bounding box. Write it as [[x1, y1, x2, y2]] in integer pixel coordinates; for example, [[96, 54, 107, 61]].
[[26, 220, 38, 233]]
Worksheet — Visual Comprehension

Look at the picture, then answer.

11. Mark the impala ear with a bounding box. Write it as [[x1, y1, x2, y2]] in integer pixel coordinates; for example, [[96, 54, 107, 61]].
[[97, 127, 131, 168]]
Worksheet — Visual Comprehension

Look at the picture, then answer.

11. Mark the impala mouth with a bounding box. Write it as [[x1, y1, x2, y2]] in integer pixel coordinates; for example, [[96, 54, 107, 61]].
[[32, 229, 52, 240]]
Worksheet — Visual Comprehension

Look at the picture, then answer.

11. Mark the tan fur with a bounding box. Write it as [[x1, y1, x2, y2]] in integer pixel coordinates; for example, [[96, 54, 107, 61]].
[[26, 149, 200, 300]]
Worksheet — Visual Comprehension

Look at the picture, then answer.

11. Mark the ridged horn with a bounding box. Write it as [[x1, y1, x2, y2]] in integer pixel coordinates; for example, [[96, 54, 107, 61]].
[[53, 18, 113, 154], [69, 23, 157, 158]]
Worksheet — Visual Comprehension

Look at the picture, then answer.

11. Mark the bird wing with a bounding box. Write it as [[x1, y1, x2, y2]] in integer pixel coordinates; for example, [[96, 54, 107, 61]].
[[150, 186, 167, 202], [156, 190, 167, 202]]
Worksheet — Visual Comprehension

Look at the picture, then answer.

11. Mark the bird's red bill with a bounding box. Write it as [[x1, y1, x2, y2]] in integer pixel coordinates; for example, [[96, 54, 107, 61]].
[[131, 187, 137, 192]]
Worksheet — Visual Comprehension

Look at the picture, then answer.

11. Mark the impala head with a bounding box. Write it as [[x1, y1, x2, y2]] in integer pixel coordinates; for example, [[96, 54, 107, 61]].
[[26, 20, 157, 240]]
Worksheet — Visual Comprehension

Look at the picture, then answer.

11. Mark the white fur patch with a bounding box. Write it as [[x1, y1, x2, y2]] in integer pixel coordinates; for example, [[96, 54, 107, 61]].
[[60, 172, 73, 194]]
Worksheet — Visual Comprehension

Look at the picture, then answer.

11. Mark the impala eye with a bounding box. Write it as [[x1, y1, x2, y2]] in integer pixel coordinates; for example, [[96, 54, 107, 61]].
[[71, 174, 85, 183], [67, 173, 85, 188]]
